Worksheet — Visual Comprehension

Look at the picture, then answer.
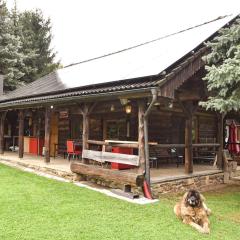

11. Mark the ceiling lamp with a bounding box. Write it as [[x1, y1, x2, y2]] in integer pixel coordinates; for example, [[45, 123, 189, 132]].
[[125, 104, 132, 114], [110, 104, 115, 112]]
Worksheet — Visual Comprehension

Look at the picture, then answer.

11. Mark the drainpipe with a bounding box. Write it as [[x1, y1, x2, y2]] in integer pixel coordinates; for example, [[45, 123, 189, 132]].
[[144, 88, 158, 190]]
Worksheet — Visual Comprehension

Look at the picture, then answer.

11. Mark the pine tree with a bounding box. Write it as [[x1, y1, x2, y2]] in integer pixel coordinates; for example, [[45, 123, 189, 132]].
[[0, 0, 25, 90], [201, 17, 240, 113]]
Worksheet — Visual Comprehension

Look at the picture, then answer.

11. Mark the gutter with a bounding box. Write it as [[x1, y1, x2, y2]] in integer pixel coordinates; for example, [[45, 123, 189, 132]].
[[143, 88, 158, 192]]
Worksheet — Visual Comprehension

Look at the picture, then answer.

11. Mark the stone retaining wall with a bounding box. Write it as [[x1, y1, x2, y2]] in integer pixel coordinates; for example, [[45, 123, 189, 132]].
[[151, 172, 224, 198], [74, 171, 225, 198]]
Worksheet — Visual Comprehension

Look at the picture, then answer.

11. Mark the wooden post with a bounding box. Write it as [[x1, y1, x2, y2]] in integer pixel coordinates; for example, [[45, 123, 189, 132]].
[[44, 107, 51, 163], [82, 104, 89, 164], [185, 115, 193, 174], [138, 101, 145, 174], [217, 113, 224, 169], [176, 97, 196, 174], [18, 110, 24, 158], [78, 102, 97, 163], [0, 112, 7, 154]]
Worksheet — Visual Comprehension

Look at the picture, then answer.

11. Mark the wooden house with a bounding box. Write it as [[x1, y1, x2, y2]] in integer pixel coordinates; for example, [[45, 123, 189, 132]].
[[0, 15, 238, 196]]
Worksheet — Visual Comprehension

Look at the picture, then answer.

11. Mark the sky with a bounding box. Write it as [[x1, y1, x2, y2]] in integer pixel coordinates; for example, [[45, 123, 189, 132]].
[[6, 0, 240, 67]]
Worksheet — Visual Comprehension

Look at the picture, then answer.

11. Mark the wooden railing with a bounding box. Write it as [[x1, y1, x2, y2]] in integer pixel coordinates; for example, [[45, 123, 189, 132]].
[[87, 140, 138, 149], [82, 149, 139, 166], [87, 140, 220, 149]]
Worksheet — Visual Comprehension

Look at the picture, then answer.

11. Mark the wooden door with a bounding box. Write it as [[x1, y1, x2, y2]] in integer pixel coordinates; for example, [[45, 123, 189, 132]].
[[50, 113, 58, 157]]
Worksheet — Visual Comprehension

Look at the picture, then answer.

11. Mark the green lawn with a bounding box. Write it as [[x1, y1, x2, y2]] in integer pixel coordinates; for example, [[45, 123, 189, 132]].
[[0, 164, 240, 240]]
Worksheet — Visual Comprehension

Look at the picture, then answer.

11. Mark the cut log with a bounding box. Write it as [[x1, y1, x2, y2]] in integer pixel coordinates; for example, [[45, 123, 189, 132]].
[[71, 162, 144, 187]]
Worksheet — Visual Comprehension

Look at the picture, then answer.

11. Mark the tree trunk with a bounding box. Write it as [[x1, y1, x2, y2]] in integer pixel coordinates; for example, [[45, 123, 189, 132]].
[[71, 162, 144, 187]]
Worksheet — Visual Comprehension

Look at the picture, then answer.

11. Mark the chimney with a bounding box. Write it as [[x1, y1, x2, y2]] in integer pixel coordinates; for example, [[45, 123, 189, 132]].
[[0, 75, 4, 96]]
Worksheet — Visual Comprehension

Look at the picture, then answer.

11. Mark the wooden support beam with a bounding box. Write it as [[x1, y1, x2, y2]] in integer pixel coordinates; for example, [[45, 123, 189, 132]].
[[0, 111, 7, 154], [18, 110, 24, 158], [217, 113, 225, 169], [87, 139, 139, 149], [185, 115, 193, 174], [71, 162, 144, 187], [155, 144, 186, 148], [176, 89, 203, 101], [44, 107, 51, 163], [176, 96, 199, 174], [82, 104, 90, 164], [138, 100, 146, 174]]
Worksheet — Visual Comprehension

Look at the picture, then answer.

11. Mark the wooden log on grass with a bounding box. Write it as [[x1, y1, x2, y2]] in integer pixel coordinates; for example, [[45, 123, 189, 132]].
[[70, 162, 144, 187]]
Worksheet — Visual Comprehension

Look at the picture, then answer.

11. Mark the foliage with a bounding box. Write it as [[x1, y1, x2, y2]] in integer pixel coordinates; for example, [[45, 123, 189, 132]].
[[201, 17, 240, 113], [0, 0, 24, 90], [0, 1, 60, 90], [17, 9, 60, 84], [0, 163, 240, 240]]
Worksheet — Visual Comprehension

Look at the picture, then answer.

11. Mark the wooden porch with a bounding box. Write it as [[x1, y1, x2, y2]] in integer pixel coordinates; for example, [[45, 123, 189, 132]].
[[0, 89, 225, 189], [0, 151, 72, 174], [0, 151, 221, 184]]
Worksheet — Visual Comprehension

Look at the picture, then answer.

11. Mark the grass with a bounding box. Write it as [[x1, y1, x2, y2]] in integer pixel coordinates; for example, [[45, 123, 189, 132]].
[[0, 164, 240, 240]]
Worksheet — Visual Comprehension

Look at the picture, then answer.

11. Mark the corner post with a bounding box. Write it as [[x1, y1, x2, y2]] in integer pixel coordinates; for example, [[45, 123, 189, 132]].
[[44, 107, 51, 163], [0, 111, 7, 154], [217, 113, 224, 169], [18, 110, 24, 158], [185, 114, 193, 174]]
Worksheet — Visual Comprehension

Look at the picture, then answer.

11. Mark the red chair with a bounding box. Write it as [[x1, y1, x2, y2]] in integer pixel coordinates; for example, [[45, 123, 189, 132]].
[[66, 140, 82, 160]]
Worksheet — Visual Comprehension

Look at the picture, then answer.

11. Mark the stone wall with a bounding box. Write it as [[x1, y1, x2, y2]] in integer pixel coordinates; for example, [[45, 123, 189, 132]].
[[74, 171, 225, 198], [151, 172, 224, 198]]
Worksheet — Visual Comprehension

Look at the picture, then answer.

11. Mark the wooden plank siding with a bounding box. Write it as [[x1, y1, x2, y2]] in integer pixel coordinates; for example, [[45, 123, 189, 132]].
[[159, 47, 207, 99]]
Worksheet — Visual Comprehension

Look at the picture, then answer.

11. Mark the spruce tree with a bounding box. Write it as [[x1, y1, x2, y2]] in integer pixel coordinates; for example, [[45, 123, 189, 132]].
[[0, 0, 24, 90], [201, 17, 240, 113], [17, 9, 60, 84]]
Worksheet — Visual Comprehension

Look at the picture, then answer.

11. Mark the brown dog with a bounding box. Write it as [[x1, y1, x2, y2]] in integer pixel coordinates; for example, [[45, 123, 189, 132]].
[[174, 189, 211, 234]]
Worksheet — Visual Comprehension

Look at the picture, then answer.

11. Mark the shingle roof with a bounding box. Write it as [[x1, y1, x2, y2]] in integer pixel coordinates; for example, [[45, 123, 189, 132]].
[[0, 14, 237, 107], [0, 77, 160, 107]]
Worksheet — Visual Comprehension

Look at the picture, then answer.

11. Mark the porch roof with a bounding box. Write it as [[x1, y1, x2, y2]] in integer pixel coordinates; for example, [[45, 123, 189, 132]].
[[0, 14, 238, 108]]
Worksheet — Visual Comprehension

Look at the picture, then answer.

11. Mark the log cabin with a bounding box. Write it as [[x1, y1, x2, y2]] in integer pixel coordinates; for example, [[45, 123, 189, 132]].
[[0, 14, 238, 197]]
